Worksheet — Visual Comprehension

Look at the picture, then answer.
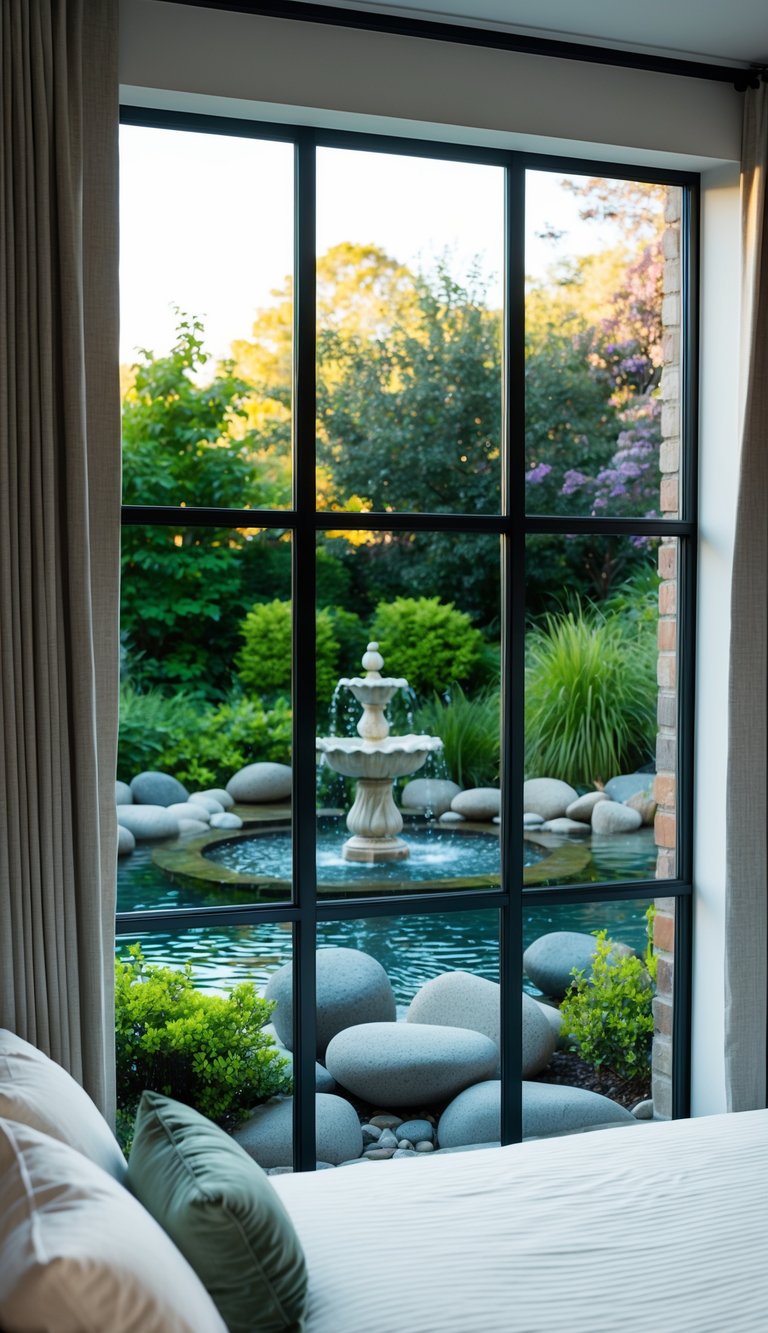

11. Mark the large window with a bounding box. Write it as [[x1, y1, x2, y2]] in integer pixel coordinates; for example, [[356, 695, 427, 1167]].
[[117, 110, 696, 1167]]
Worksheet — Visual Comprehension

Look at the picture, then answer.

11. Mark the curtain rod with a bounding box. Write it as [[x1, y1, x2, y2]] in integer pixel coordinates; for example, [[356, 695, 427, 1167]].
[[174, 0, 765, 90]]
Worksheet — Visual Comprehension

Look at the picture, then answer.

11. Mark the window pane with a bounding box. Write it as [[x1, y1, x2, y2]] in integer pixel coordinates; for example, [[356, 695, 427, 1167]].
[[315, 530, 501, 896], [524, 537, 678, 886], [315, 148, 504, 513], [115, 924, 294, 1157], [525, 171, 683, 520], [117, 527, 293, 911], [120, 125, 294, 509], [522, 896, 673, 1133]]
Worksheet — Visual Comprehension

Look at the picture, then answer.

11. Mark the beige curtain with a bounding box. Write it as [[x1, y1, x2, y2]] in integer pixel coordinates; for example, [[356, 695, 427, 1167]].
[[0, 0, 120, 1117], [724, 81, 768, 1111]]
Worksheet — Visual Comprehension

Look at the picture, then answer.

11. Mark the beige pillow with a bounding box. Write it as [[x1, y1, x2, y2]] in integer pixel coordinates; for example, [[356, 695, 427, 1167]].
[[0, 1028, 126, 1181], [0, 1117, 228, 1333]]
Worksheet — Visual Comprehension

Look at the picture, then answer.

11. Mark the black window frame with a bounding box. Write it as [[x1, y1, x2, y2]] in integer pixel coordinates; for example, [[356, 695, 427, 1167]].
[[117, 105, 698, 1169]]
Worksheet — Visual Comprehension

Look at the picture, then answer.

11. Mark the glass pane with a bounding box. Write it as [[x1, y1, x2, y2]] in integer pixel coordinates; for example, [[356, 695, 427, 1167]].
[[310, 910, 500, 1160], [315, 148, 504, 514], [522, 896, 672, 1134], [524, 537, 677, 886], [115, 924, 294, 1159], [120, 125, 293, 509], [117, 527, 292, 911], [525, 171, 683, 520], [314, 530, 501, 895]]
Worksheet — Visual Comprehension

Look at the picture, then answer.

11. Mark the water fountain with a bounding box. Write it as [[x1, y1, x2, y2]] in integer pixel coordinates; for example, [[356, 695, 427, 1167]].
[[316, 643, 443, 863]]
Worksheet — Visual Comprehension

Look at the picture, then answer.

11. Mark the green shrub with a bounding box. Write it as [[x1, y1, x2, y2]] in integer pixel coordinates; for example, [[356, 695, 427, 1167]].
[[559, 924, 655, 1084], [115, 946, 290, 1153], [236, 599, 340, 703], [117, 683, 200, 782], [414, 685, 500, 788], [369, 596, 484, 698], [159, 696, 292, 788], [524, 602, 655, 787]]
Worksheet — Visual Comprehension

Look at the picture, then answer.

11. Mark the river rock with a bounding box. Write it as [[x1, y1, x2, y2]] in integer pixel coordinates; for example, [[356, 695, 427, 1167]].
[[406, 971, 556, 1077], [324, 1022, 498, 1107], [166, 802, 212, 823], [234, 1093, 362, 1168], [604, 773, 654, 803], [263, 1048, 336, 1094], [227, 762, 292, 804], [591, 800, 643, 834], [566, 791, 608, 822], [437, 1080, 636, 1148], [210, 812, 243, 829], [401, 778, 461, 817], [130, 771, 188, 807], [533, 999, 564, 1045], [115, 781, 133, 806], [187, 793, 224, 815], [266, 947, 396, 1059], [523, 778, 578, 821], [450, 788, 501, 821], [117, 824, 135, 856], [523, 812, 545, 827], [116, 804, 179, 841], [539, 817, 591, 834], [524, 930, 632, 998], [396, 1119, 433, 1144], [196, 787, 234, 810], [439, 811, 465, 824], [177, 818, 210, 835], [625, 790, 657, 826]]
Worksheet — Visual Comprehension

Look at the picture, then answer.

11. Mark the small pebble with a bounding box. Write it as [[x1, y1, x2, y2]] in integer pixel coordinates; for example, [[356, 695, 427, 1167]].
[[266, 1166, 292, 1175], [338, 1158, 370, 1167], [397, 1138, 414, 1151], [392, 1149, 418, 1159], [364, 1147, 397, 1160], [377, 1128, 398, 1148], [369, 1114, 402, 1130], [361, 1123, 381, 1144], [415, 1141, 435, 1152]]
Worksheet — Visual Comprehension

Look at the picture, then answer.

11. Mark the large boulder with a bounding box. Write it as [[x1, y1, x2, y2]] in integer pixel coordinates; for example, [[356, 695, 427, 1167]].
[[565, 791, 608, 822], [437, 1079, 635, 1148], [115, 780, 133, 806], [130, 771, 188, 807], [591, 800, 643, 834], [324, 1022, 498, 1107], [227, 762, 292, 804], [266, 947, 396, 1059], [406, 972, 556, 1077], [523, 778, 578, 821], [450, 788, 501, 821], [234, 1093, 362, 1168], [116, 804, 179, 842], [524, 930, 632, 999], [604, 773, 654, 803], [401, 778, 461, 818]]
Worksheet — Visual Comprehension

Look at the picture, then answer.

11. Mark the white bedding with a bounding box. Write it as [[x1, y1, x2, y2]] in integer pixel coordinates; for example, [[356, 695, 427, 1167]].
[[271, 1110, 768, 1332]]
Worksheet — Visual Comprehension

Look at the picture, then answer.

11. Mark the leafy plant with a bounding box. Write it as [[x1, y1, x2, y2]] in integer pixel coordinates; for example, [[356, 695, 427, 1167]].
[[369, 596, 484, 698], [236, 599, 340, 704], [559, 922, 655, 1084], [115, 946, 290, 1152], [414, 685, 500, 788], [117, 683, 199, 782], [524, 601, 655, 786]]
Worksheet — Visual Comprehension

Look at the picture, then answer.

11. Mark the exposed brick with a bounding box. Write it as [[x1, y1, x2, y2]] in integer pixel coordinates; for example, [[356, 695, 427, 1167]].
[[661, 400, 680, 437], [657, 618, 677, 651], [663, 259, 681, 294], [657, 653, 677, 689], [657, 692, 676, 728], [655, 811, 677, 849], [665, 191, 682, 224], [659, 580, 677, 616], [662, 292, 681, 327], [656, 735, 677, 772], [654, 896, 676, 914], [654, 913, 675, 953], [656, 957, 674, 996], [662, 329, 680, 365], [654, 774, 676, 808], [660, 475, 679, 514], [652, 1074, 673, 1119], [653, 995, 674, 1037], [659, 438, 680, 474], [652, 1035, 673, 1077], [662, 227, 679, 260], [656, 848, 677, 879], [658, 544, 677, 580]]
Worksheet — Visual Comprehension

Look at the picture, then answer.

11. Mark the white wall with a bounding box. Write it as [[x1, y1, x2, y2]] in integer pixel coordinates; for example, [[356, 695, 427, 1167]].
[[119, 0, 744, 1115]]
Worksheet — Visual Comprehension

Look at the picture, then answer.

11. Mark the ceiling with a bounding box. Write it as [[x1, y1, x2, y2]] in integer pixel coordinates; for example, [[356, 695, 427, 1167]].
[[289, 0, 768, 66]]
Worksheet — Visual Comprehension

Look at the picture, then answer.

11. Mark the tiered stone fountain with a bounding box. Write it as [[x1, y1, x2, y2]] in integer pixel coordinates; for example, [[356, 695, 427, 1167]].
[[316, 643, 442, 863]]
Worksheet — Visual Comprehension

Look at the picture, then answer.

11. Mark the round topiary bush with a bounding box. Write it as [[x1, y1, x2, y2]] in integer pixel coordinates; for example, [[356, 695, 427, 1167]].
[[369, 596, 484, 698], [236, 599, 340, 703]]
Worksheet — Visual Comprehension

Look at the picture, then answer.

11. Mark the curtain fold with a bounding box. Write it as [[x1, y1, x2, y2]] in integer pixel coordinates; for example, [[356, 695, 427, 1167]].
[[724, 81, 768, 1111], [0, 0, 120, 1117]]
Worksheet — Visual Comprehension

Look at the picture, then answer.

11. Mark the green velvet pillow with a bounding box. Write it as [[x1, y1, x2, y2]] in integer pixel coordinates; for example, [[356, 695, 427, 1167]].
[[127, 1092, 307, 1333]]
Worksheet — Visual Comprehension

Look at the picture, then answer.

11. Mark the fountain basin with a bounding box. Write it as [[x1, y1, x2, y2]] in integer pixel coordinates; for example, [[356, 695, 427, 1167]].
[[317, 735, 442, 780]]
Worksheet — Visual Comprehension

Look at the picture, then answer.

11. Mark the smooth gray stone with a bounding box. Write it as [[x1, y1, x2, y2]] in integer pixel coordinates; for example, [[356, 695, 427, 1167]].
[[196, 787, 234, 810], [415, 1141, 434, 1152], [365, 1147, 397, 1160], [117, 824, 135, 856], [406, 971, 556, 1077], [267, 1047, 336, 1094], [450, 787, 501, 821], [604, 773, 654, 803], [325, 1022, 499, 1108], [316, 1161, 335, 1170], [187, 793, 224, 815], [624, 790, 657, 826], [539, 817, 592, 834], [439, 811, 465, 823], [523, 812, 545, 827], [166, 802, 211, 823], [591, 800, 643, 834], [565, 791, 608, 822], [533, 999, 564, 1046], [130, 771, 189, 807], [226, 762, 292, 804], [523, 778, 579, 820], [176, 818, 210, 835], [266, 947, 396, 1059], [524, 930, 605, 999], [392, 1149, 418, 1159], [368, 1114, 402, 1130], [397, 1139, 414, 1151], [117, 804, 179, 841], [395, 1119, 433, 1144], [234, 1093, 363, 1168], [115, 781, 133, 805], [631, 1099, 655, 1119], [401, 778, 461, 817], [377, 1128, 398, 1148], [437, 1080, 636, 1148], [209, 812, 243, 829], [361, 1124, 381, 1145]]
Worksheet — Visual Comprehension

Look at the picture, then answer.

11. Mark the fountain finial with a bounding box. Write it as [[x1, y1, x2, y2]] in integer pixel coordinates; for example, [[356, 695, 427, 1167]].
[[361, 642, 384, 675]]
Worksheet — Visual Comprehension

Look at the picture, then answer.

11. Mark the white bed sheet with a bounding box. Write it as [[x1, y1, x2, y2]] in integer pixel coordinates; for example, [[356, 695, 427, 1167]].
[[271, 1110, 768, 1333]]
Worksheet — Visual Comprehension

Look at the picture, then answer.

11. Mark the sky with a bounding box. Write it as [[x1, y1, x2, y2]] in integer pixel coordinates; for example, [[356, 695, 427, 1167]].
[[119, 124, 624, 368]]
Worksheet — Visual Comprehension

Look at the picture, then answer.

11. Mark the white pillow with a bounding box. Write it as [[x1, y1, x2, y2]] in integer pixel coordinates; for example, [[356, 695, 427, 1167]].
[[0, 1028, 126, 1181], [0, 1117, 228, 1333]]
